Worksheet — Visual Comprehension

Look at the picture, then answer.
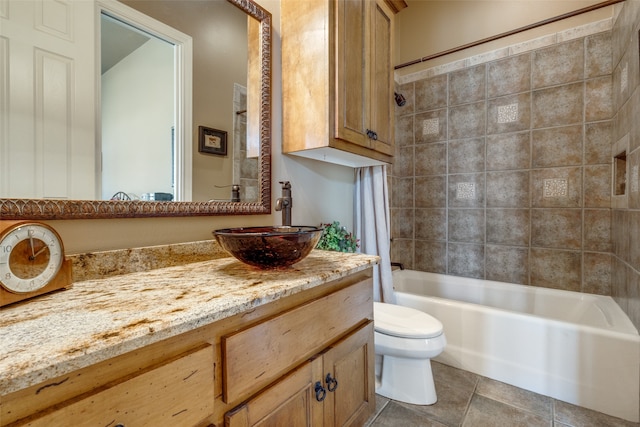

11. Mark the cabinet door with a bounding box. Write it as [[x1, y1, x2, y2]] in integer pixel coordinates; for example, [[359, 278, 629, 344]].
[[335, 0, 369, 148], [335, 0, 394, 158], [368, 0, 394, 156], [225, 357, 324, 427], [322, 321, 375, 427]]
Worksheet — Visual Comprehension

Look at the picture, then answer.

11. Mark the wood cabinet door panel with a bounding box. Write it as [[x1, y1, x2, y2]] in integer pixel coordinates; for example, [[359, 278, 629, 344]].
[[369, 0, 394, 155], [225, 357, 323, 427], [24, 344, 214, 427], [323, 321, 375, 427], [335, 0, 368, 147]]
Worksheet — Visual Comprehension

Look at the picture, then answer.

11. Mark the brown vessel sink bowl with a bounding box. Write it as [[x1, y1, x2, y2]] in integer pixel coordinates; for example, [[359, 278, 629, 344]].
[[213, 226, 324, 269]]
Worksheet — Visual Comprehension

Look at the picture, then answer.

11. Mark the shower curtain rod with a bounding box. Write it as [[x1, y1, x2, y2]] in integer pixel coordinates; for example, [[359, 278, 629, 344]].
[[394, 0, 625, 70]]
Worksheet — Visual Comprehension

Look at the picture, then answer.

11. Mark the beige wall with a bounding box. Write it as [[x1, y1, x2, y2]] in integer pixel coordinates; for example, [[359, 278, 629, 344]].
[[395, 0, 614, 74]]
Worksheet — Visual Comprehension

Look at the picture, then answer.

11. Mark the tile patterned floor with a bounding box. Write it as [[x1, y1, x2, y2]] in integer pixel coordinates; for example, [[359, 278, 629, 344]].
[[365, 362, 640, 427]]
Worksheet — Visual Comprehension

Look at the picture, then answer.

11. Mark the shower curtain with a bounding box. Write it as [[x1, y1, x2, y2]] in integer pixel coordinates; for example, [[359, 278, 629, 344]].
[[354, 165, 395, 303]]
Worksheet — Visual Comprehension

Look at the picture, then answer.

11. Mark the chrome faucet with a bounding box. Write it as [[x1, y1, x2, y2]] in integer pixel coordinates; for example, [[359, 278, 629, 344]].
[[275, 181, 292, 226]]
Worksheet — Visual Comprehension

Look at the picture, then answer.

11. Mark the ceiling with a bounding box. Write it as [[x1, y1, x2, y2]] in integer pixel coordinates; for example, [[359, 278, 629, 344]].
[[101, 14, 151, 74]]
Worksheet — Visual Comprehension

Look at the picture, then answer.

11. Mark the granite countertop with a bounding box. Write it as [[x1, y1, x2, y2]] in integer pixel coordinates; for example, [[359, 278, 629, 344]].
[[0, 250, 379, 396]]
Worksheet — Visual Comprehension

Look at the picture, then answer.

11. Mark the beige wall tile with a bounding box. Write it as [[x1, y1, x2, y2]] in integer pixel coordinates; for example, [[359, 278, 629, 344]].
[[415, 176, 446, 208], [487, 92, 531, 135], [585, 76, 613, 122], [530, 248, 581, 291], [583, 164, 611, 208], [531, 167, 582, 208], [532, 82, 584, 128], [448, 173, 485, 208], [485, 245, 530, 285], [583, 209, 612, 252], [448, 138, 485, 173], [448, 209, 485, 244], [415, 74, 448, 112], [532, 39, 584, 89], [583, 252, 612, 295], [531, 208, 582, 250], [449, 65, 486, 106], [486, 131, 531, 171], [532, 125, 583, 168], [487, 53, 531, 98], [486, 171, 530, 208], [486, 209, 530, 246], [394, 114, 414, 147], [586, 32, 613, 78], [585, 121, 613, 165], [415, 208, 447, 241], [449, 101, 486, 139], [448, 243, 484, 279], [416, 142, 447, 176], [415, 240, 446, 274], [415, 109, 448, 144]]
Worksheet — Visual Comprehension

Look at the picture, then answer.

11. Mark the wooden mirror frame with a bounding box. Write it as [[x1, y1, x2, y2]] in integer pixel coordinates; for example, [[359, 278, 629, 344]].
[[0, 0, 271, 220]]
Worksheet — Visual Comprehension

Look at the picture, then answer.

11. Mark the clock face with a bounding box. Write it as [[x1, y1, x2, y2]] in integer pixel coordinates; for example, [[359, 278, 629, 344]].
[[0, 224, 64, 294]]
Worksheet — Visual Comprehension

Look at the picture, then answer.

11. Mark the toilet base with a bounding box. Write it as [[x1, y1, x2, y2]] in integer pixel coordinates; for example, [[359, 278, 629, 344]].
[[375, 355, 437, 405]]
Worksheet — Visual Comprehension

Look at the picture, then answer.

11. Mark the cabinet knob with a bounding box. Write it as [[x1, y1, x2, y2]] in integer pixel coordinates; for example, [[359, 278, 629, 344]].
[[314, 381, 326, 402], [326, 373, 338, 392], [366, 129, 378, 140]]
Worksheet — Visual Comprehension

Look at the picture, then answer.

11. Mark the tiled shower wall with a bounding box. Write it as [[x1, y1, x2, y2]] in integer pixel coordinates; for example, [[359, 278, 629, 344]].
[[391, 24, 615, 295], [611, 0, 640, 329]]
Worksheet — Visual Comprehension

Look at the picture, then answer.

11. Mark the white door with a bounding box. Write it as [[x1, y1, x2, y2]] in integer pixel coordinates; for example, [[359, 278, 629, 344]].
[[0, 0, 96, 199]]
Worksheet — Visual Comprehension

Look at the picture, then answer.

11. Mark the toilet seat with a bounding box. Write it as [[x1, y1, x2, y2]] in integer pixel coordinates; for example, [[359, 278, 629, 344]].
[[374, 302, 443, 339]]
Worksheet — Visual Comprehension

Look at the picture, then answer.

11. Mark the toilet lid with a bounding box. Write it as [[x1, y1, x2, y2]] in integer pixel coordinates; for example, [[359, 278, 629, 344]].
[[374, 302, 443, 339]]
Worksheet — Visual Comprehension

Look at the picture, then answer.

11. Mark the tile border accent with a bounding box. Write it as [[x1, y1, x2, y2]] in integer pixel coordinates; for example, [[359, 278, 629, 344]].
[[396, 18, 612, 85]]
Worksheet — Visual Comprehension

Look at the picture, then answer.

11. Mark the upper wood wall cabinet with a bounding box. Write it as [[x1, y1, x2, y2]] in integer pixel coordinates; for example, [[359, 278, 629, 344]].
[[282, 0, 407, 168]]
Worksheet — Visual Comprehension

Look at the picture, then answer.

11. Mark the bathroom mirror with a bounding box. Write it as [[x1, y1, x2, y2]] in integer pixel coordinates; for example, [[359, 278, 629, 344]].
[[0, 0, 271, 219]]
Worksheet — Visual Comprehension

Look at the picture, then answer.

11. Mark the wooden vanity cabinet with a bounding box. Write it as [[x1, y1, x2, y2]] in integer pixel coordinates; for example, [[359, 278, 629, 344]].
[[282, 0, 406, 167], [1, 270, 374, 427]]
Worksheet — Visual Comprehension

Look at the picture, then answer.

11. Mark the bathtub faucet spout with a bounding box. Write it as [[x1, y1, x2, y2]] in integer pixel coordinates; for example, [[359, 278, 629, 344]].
[[391, 262, 405, 270]]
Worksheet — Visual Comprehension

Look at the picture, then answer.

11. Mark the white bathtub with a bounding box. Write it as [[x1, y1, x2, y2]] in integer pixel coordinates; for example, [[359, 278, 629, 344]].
[[392, 269, 640, 422]]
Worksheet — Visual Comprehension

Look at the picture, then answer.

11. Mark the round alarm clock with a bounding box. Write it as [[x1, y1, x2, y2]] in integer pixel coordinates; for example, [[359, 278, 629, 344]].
[[0, 221, 72, 307]]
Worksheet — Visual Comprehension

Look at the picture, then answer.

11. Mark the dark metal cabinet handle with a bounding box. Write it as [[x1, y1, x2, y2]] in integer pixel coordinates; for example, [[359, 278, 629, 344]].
[[326, 373, 338, 392], [315, 381, 326, 401]]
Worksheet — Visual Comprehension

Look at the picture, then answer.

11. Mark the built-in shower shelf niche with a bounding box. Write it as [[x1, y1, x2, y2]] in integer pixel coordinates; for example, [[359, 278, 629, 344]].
[[614, 151, 627, 196], [612, 134, 629, 209]]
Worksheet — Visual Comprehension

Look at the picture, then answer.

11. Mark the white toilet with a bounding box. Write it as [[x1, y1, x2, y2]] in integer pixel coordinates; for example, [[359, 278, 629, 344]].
[[373, 301, 446, 405]]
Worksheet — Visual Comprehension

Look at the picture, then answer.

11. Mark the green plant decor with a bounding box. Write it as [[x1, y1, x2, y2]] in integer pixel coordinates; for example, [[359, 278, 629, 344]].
[[316, 221, 359, 253]]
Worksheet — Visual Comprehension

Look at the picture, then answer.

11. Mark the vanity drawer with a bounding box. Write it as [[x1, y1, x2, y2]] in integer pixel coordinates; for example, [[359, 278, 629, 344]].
[[24, 344, 214, 427], [222, 278, 373, 403]]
